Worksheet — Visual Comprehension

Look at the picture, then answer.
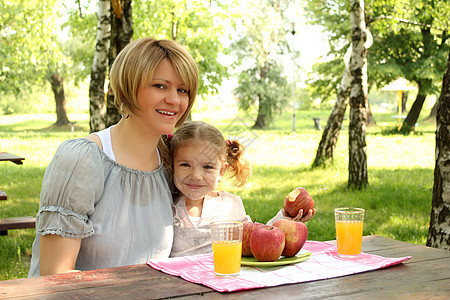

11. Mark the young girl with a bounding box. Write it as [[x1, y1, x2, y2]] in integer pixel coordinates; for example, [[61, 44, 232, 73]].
[[166, 121, 314, 257]]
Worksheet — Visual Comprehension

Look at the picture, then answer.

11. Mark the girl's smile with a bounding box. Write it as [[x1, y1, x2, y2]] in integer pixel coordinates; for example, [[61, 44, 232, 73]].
[[173, 141, 227, 201]]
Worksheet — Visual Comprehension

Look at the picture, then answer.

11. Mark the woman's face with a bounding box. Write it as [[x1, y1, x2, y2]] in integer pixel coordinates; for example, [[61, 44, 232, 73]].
[[134, 58, 189, 135], [173, 141, 227, 201]]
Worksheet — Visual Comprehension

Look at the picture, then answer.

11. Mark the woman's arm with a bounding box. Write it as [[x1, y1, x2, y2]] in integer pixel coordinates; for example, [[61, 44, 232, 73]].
[[39, 234, 82, 276]]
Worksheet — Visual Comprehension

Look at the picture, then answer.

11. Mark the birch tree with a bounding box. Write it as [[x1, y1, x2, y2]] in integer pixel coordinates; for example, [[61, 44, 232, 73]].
[[89, 0, 111, 133], [348, 0, 368, 189], [312, 64, 352, 167], [105, 0, 133, 128], [427, 49, 450, 250]]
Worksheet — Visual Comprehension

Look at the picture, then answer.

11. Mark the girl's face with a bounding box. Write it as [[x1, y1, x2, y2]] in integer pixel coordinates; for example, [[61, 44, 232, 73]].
[[134, 58, 189, 135], [173, 141, 227, 201]]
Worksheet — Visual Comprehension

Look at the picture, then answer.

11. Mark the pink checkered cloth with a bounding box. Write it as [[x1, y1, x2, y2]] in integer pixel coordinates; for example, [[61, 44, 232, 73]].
[[147, 241, 411, 293]]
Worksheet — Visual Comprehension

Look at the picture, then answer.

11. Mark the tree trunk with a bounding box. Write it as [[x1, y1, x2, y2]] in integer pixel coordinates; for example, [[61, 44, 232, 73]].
[[401, 79, 431, 131], [106, 0, 133, 128], [426, 50, 450, 250], [401, 26, 434, 132], [426, 100, 437, 120], [366, 99, 375, 125], [402, 91, 408, 113], [348, 0, 368, 189], [89, 0, 110, 133], [49, 72, 70, 126], [312, 65, 352, 167], [252, 63, 269, 129], [252, 98, 267, 129]]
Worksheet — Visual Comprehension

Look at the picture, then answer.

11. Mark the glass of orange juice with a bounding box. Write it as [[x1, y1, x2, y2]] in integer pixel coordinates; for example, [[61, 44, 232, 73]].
[[211, 221, 243, 276], [334, 207, 365, 258]]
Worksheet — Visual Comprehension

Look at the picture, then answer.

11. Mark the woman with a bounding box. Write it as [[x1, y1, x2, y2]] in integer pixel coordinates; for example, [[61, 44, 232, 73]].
[[28, 37, 199, 277]]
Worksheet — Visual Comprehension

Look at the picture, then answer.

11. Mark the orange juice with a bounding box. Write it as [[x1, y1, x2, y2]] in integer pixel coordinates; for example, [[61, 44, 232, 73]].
[[212, 241, 242, 275], [335, 220, 364, 255]]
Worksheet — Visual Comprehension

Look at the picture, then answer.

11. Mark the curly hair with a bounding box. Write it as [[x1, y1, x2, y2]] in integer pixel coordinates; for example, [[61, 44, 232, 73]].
[[163, 121, 251, 187]]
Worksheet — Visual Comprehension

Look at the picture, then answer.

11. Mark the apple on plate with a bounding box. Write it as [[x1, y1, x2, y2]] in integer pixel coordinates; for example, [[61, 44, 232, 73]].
[[272, 219, 308, 257], [242, 221, 264, 256], [250, 225, 285, 262], [283, 187, 315, 218]]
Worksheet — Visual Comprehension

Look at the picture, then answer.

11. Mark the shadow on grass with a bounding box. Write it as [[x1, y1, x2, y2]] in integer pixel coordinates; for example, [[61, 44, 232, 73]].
[[0, 121, 88, 133]]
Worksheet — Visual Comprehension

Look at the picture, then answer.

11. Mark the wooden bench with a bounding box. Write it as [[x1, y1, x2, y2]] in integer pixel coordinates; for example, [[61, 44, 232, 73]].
[[0, 190, 6, 201], [0, 216, 36, 236]]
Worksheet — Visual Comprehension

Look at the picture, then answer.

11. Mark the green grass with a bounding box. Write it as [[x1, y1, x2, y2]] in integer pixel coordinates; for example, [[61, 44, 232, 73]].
[[0, 110, 435, 280]]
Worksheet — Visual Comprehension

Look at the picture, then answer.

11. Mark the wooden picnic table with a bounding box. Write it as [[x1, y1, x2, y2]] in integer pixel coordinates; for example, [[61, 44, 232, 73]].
[[0, 151, 34, 235], [0, 235, 449, 299], [0, 151, 25, 200], [0, 152, 25, 165]]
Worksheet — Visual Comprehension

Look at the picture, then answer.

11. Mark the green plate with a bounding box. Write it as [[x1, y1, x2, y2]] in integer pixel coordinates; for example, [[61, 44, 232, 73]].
[[241, 249, 312, 267]]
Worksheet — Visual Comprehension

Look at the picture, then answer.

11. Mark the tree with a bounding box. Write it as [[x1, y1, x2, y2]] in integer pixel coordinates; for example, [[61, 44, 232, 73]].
[[89, 0, 110, 132], [0, 0, 47, 95], [105, 0, 133, 128], [87, 0, 230, 132], [133, 0, 229, 96], [304, 0, 450, 130], [427, 49, 450, 250], [89, 0, 133, 133], [312, 62, 352, 167], [230, 0, 291, 128], [234, 62, 290, 128], [0, 0, 72, 125], [49, 72, 70, 126], [348, 0, 368, 189]]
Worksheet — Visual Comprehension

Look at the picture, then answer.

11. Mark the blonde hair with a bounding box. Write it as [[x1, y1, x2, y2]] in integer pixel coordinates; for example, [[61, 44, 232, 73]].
[[166, 121, 252, 187], [109, 37, 199, 126]]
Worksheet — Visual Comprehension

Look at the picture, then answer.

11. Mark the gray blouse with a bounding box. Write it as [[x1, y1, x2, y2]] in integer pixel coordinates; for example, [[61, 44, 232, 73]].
[[28, 138, 173, 277]]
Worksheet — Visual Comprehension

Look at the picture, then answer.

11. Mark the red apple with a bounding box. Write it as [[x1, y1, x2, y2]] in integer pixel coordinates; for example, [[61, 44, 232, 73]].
[[283, 187, 315, 218], [242, 221, 264, 256], [272, 219, 308, 257], [250, 225, 285, 262]]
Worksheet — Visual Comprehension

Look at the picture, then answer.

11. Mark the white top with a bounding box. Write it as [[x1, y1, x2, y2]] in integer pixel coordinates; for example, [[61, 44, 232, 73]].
[[170, 191, 252, 257], [189, 216, 201, 228], [28, 127, 173, 277], [94, 126, 116, 161], [95, 126, 161, 165]]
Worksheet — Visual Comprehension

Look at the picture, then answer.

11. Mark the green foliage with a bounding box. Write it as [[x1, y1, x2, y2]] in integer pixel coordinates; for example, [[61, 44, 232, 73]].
[[235, 61, 290, 125], [0, 0, 60, 95], [133, 0, 231, 95], [61, 3, 97, 86], [306, 58, 344, 104], [230, 0, 292, 127], [304, 0, 450, 103], [1, 0, 231, 115]]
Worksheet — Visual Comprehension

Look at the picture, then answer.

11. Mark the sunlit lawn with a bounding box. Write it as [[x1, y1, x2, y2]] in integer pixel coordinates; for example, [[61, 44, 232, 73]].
[[0, 109, 435, 280]]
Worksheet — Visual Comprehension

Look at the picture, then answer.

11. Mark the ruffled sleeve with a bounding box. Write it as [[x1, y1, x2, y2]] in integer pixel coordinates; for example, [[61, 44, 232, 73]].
[[36, 139, 104, 239]]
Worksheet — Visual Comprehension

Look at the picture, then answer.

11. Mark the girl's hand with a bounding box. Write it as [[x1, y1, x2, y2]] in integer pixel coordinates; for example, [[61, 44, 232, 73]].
[[282, 208, 316, 223]]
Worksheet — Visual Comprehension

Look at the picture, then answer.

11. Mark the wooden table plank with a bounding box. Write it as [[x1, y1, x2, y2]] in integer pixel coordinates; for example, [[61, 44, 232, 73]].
[[0, 236, 448, 299], [0, 152, 25, 164], [191, 258, 450, 299], [0, 264, 212, 299]]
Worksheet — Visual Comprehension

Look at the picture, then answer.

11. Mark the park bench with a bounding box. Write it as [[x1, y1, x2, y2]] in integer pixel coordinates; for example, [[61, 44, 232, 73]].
[[0, 216, 36, 236], [0, 152, 35, 235]]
